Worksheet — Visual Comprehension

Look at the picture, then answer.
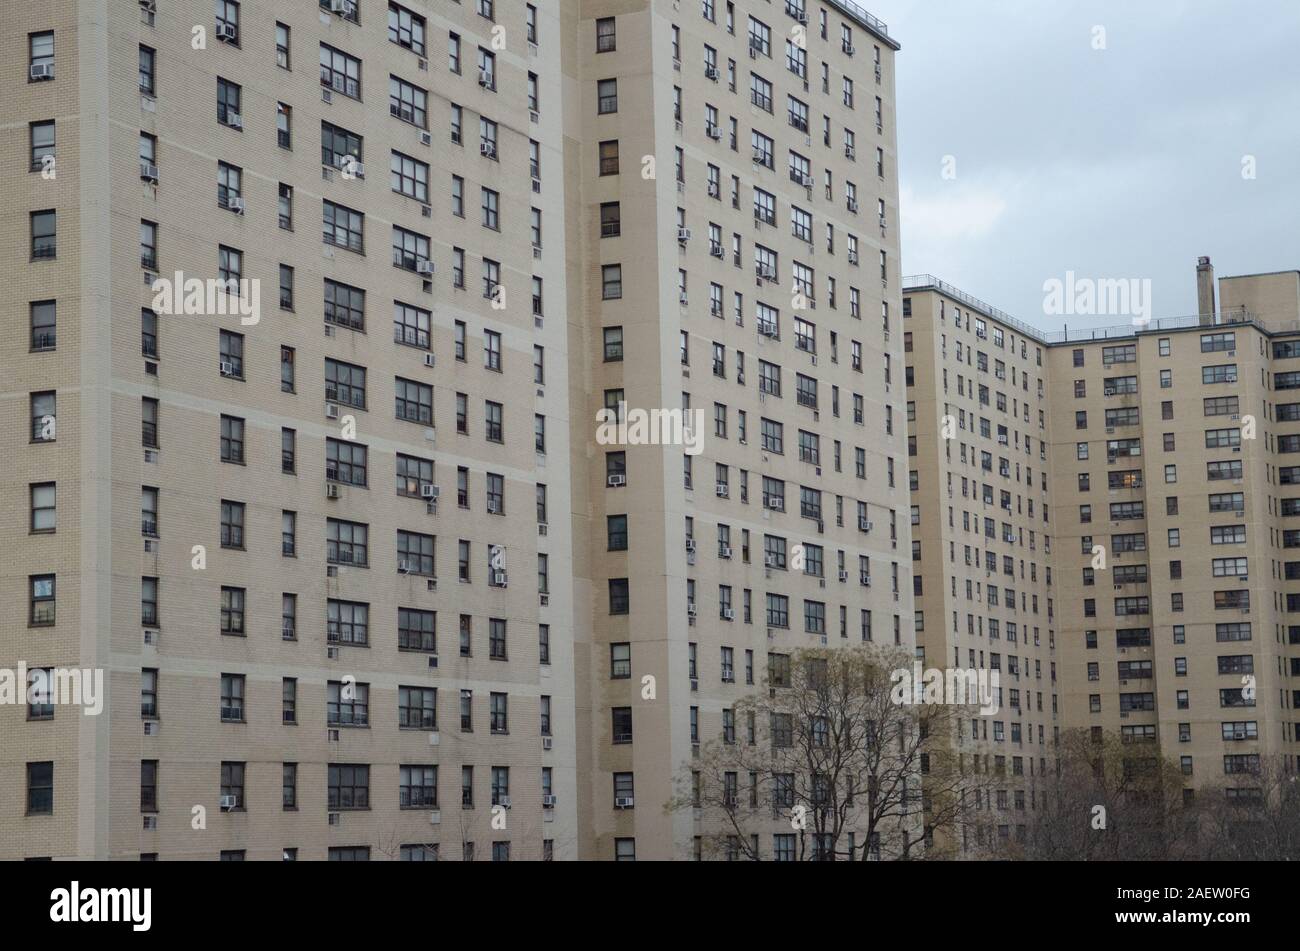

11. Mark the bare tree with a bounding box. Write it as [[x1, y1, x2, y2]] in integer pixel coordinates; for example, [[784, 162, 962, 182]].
[[1010, 728, 1198, 861], [1192, 754, 1300, 861], [667, 646, 989, 860]]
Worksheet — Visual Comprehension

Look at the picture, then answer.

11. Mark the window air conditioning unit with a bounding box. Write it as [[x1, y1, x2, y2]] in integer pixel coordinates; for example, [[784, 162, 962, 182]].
[[608, 474, 626, 487], [30, 64, 54, 81], [143, 815, 158, 830], [716, 483, 729, 498], [216, 22, 237, 42], [687, 604, 697, 618], [706, 66, 719, 81], [326, 482, 341, 500], [685, 538, 697, 553], [219, 795, 238, 811], [330, 0, 348, 12], [615, 797, 635, 809], [492, 571, 508, 587], [219, 361, 236, 376], [860, 518, 873, 532], [424, 353, 436, 368], [417, 259, 435, 276], [228, 197, 245, 214], [480, 142, 497, 159], [144, 721, 158, 736], [542, 795, 557, 807], [478, 71, 494, 88], [226, 113, 243, 130], [421, 484, 439, 500], [678, 227, 691, 243], [325, 403, 340, 419], [838, 570, 849, 582], [723, 609, 736, 621], [140, 161, 159, 183]]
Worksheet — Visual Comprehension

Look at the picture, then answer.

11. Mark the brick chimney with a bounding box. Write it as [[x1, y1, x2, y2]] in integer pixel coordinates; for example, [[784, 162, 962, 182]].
[[1196, 256, 1217, 322]]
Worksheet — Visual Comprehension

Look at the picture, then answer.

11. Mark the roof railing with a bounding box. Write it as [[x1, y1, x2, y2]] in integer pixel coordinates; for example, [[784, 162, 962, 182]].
[[903, 274, 1300, 343]]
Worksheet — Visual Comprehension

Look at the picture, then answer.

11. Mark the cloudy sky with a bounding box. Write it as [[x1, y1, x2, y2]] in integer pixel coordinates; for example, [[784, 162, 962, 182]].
[[865, 0, 1300, 331]]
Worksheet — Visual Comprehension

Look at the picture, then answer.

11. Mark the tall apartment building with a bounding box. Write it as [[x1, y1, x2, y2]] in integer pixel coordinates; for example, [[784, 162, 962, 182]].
[[903, 278, 1058, 853], [2, 0, 578, 861], [905, 261, 1300, 840], [563, 0, 908, 861], [2, 0, 906, 861], [1049, 261, 1300, 800]]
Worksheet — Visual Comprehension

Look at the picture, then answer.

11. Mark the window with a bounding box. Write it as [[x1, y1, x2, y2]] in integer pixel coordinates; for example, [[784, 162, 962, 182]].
[[327, 518, 369, 567], [320, 43, 361, 99], [31, 210, 56, 260], [609, 579, 630, 615], [275, 22, 290, 68], [277, 102, 292, 148], [219, 500, 245, 549], [392, 226, 430, 273], [328, 765, 370, 810], [30, 483, 56, 534], [602, 265, 623, 300], [327, 679, 370, 725], [489, 695, 509, 735], [138, 44, 155, 95], [400, 766, 437, 808], [30, 121, 55, 173], [321, 121, 363, 170], [398, 608, 436, 653], [388, 3, 426, 55], [396, 378, 433, 424], [596, 17, 616, 52], [217, 78, 242, 127], [397, 531, 435, 576], [391, 151, 429, 202], [599, 140, 620, 176], [215, 1, 240, 44], [484, 401, 504, 442], [323, 200, 364, 253], [278, 183, 293, 229], [216, 674, 246, 723], [390, 75, 427, 127], [598, 78, 618, 114], [324, 280, 365, 332], [27, 762, 53, 815], [325, 358, 366, 408], [219, 587, 245, 635]]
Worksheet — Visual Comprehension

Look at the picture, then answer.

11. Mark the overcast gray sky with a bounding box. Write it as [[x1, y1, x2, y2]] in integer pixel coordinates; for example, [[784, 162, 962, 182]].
[[867, 0, 1300, 331]]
